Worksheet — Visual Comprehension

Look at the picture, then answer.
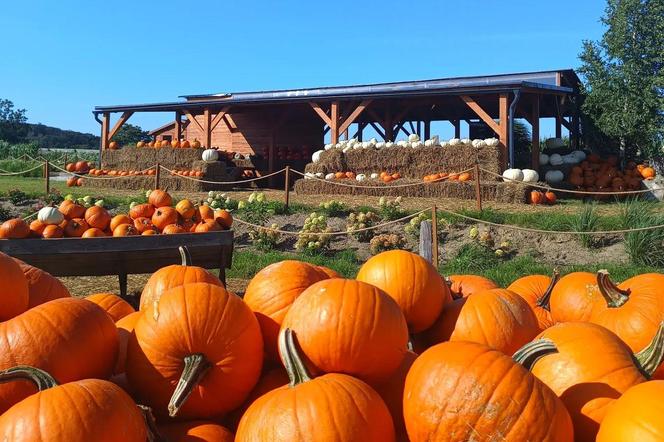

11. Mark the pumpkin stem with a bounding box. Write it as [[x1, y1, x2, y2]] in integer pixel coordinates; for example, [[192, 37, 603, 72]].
[[634, 322, 664, 378], [0, 365, 58, 391], [138, 405, 163, 442], [279, 328, 313, 387], [167, 353, 212, 417], [179, 246, 193, 266], [536, 268, 560, 311], [597, 270, 630, 308], [512, 339, 558, 371]]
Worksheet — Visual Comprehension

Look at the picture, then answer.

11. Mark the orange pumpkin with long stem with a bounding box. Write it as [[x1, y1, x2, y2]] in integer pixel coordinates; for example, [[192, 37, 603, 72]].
[[0, 252, 29, 321], [235, 329, 395, 441], [127, 282, 263, 419], [85, 293, 135, 322], [403, 341, 573, 442], [0, 298, 118, 413], [515, 321, 664, 442], [282, 278, 409, 385], [13, 258, 70, 308], [0, 366, 146, 441], [549, 271, 604, 322], [447, 274, 498, 298], [244, 260, 329, 360], [139, 246, 222, 311], [507, 269, 560, 330], [356, 250, 451, 332]]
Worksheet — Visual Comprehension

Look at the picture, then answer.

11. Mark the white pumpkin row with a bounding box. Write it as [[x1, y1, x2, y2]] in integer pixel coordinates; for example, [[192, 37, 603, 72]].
[[502, 168, 540, 183], [320, 172, 382, 181], [539, 150, 586, 167]]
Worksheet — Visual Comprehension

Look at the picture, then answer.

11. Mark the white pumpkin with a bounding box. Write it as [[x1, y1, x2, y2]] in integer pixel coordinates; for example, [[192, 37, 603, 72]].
[[545, 170, 564, 184], [539, 153, 550, 166], [408, 134, 420, 142], [324, 143, 334, 150], [38, 206, 64, 225], [370, 173, 379, 179], [397, 140, 408, 148], [411, 141, 423, 149], [448, 138, 461, 146], [201, 149, 219, 163], [312, 150, 324, 163], [549, 153, 564, 166], [563, 154, 579, 165], [385, 142, 394, 148], [356, 174, 367, 182], [522, 169, 540, 183], [502, 168, 524, 182], [342, 146, 352, 154], [424, 140, 434, 147], [314, 172, 324, 178], [461, 138, 472, 146], [325, 173, 335, 180], [304, 172, 314, 180], [471, 139, 487, 148], [375, 142, 385, 149], [484, 138, 500, 147], [440, 141, 449, 147], [571, 150, 587, 161]]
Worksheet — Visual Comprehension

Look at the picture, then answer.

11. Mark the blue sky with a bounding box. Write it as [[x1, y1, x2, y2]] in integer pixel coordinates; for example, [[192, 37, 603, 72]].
[[1, 0, 607, 138]]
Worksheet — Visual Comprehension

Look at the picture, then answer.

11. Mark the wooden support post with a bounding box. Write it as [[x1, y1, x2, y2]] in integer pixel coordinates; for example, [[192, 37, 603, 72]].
[[498, 94, 509, 171], [155, 162, 161, 189], [418, 220, 433, 264], [424, 120, 431, 140], [44, 161, 50, 195], [204, 108, 212, 148], [268, 129, 276, 187], [118, 273, 128, 300], [63, 153, 67, 167], [384, 106, 393, 141], [571, 100, 580, 149], [100, 112, 110, 150], [474, 163, 482, 211], [175, 111, 182, 141], [284, 166, 291, 209], [431, 206, 439, 267], [453, 120, 461, 138], [356, 122, 365, 141], [531, 97, 540, 170], [330, 102, 340, 144]]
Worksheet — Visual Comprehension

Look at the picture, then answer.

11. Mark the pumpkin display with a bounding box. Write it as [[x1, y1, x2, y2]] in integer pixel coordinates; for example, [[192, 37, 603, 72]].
[[114, 311, 141, 375], [82, 227, 106, 237], [175, 199, 196, 219], [0, 366, 147, 441], [148, 189, 173, 208], [515, 322, 664, 441], [110, 214, 133, 232], [244, 261, 329, 360], [12, 258, 70, 308], [139, 246, 222, 311], [127, 282, 263, 419], [158, 421, 234, 442], [85, 293, 135, 322], [356, 250, 452, 332], [596, 380, 664, 441], [447, 274, 498, 298], [0, 297, 118, 413], [281, 278, 409, 385], [0, 252, 29, 321], [85, 206, 111, 230], [438, 288, 539, 355], [129, 203, 155, 220], [151, 206, 179, 231], [507, 270, 560, 330], [235, 329, 395, 441], [403, 341, 573, 441], [37, 206, 64, 225], [41, 224, 63, 238], [0, 218, 30, 239], [63, 218, 89, 238], [549, 271, 603, 322]]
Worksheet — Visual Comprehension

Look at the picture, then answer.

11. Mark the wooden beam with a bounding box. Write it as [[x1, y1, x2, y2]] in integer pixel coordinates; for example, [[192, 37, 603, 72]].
[[452, 120, 461, 138], [424, 120, 431, 139], [338, 99, 372, 135], [309, 102, 332, 127], [369, 122, 386, 140], [204, 108, 212, 148], [460, 96, 500, 135], [555, 97, 562, 138], [100, 112, 110, 150], [175, 111, 182, 140], [408, 121, 416, 134], [498, 93, 509, 171], [560, 117, 573, 132], [184, 110, 204, 132], [223, 113, 238, 132], [330, 102, 340, 144], [531, 97, 540, 170], [107, 111, 133, 141], [210, 107, 230, 132]]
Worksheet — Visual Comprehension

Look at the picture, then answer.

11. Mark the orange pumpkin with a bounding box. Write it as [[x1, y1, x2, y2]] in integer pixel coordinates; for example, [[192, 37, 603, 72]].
[[114, 311, 141, 375], [59, 200, 85, 220], [194, 219, 221, 232], [141, 229, 158, 236], [63, 218, 89, 238], [133, 217, 154, 234], [42, 225, 63, 238], [227, 367, 289, 430], [458, 172, 471, 182], [507, 270, 560, 330], [236, 329, 395, 441], [282, 278, 409, 385], [113, 224, 138, 236], [148, 189, 173, 208], [315, 265, 341, 279], [447, 274, 498, 299], [549, 271, 603, 322], [374, 351, 418, 441], [12, 258, 70, 308], [0, 252, 29, 321], [244, 261, 329, 361], [162, 224, 186, 234], [214, 209, 233, 229], [158, 421, 234, 442], [356, 250, 452, 332], [334, 172, 345, 179], [181, 140, 191, 148], [641, 167, 656, 179], [84, 206, 111, 230], [175, 199, 196, 219], [129, 203, 155, 220], [404, 341, 573, 441], [28, 219, 46, 237], [85, 293, 135, 322], [108, 141, 119, 149], [82, 227, 106, 238], [196, 205, 215, 221], [530, 190, 545, 205], [127, 282, 263, 419], [0, 218, 30, 239], [110, 214, 132, 232], [151, 206, 179, 231], [545, 190, 557, 204]]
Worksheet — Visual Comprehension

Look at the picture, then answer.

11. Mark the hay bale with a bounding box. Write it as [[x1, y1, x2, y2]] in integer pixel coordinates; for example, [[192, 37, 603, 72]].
[[305, 145, 502, 181], [101, 147, 207, 171]]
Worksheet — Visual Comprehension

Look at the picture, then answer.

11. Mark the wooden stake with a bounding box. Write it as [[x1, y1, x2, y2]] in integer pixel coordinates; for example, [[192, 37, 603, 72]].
[[284, 166, 291, 209], [431, 206, 439, 267], [418, 220, 433, 264], [44, 161, 50, 195], [155, 162, 161, 189], [474, 163, 482, 211]]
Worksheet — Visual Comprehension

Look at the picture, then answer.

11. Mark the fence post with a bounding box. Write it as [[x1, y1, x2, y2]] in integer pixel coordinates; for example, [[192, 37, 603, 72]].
[[431, 206, 439, 267], [474, 163, 482, 212], [418, 220, 433, 264], [63, 153, 67, 168], [155, 163, 161, 190], [284, 166, 291, 210], [44, 161, 50, 195]]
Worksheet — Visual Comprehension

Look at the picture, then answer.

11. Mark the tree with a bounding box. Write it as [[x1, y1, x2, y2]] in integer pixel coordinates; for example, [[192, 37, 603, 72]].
[[578, 0, 664, 160], [0, 99, 28, 143], [111, 123, 149, 146]]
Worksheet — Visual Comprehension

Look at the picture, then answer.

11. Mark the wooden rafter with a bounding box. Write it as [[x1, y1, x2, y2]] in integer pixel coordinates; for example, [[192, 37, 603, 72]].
[[338, 100, 372, 135], [184, 110, 204, 132], [460, 96, 500, 135], [223, 114, 238, 132], [108, 111, 133, 141], [309, 102, 332, 126], [369, 122, 386, 140], [408, 121, 416, 133], [100, 113, 110, 151], [210, 107, 230, 132]]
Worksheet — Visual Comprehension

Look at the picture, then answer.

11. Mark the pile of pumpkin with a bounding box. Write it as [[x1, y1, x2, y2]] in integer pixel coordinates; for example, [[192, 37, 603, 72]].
[[567, 154, 657, 197], [135, 139, 203, 149], [3, 248, 664, 440], [529, 189, 557, 205], [0, 189, 233, 239], [422, 171, 472, 182], [87, 168, 156, 177]]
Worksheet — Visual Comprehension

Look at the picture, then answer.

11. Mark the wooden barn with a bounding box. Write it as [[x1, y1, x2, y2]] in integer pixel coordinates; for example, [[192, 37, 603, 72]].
[[93, 69, 581, 175]]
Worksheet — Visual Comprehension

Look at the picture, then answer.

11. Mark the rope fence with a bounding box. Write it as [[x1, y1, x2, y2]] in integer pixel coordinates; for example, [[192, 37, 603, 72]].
[[159, 165, 287, 185], [290, 168, 475, 189]]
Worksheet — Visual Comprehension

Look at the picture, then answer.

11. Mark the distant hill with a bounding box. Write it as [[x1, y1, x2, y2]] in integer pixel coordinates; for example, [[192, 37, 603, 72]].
[[24, 123, 99, 150]]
